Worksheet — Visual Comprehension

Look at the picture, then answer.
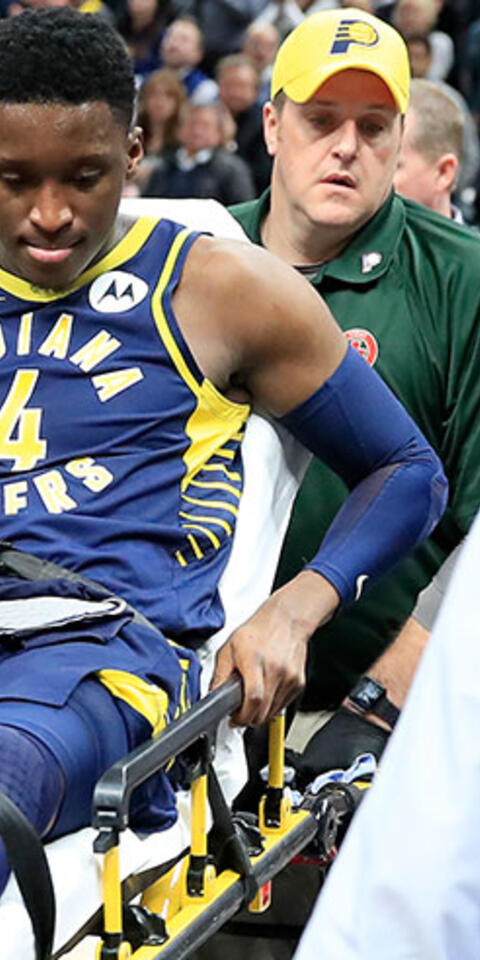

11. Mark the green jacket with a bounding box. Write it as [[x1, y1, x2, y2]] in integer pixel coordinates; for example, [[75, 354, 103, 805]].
[[230, 190, 480, 707]]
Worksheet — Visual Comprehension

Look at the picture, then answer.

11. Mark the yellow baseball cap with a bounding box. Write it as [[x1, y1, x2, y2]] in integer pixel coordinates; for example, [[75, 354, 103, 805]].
[[271, 7, 410, 114]]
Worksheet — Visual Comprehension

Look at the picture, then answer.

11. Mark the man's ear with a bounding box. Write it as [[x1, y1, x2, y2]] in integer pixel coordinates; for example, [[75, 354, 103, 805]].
[[437, 152, 458, 193], [263, 101, 280, 157], [126, 126, 144, 179]]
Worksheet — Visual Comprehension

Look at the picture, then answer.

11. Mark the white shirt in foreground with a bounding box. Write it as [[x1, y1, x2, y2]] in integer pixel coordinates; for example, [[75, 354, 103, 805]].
[[295, 510, 480, 960]]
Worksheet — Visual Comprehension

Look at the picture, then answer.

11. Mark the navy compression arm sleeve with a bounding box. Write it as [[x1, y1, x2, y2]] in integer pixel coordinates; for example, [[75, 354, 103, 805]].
[[279, 346, 448, 605]]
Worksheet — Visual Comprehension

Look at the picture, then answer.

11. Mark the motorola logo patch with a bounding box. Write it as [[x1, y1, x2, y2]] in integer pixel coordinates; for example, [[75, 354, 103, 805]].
[[89, 271, 149, 313]]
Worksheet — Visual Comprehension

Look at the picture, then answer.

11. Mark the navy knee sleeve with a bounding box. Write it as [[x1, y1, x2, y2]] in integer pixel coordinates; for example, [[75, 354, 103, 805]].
[[0, 725, 63, 896]]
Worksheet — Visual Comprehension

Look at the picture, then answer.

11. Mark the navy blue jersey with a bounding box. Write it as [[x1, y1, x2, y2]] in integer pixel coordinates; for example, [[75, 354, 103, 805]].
[[0, 216, 250, 646]]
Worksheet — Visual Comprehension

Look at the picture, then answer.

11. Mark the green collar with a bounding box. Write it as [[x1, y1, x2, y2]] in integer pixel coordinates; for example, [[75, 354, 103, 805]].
[[256, 190, 406, 285]]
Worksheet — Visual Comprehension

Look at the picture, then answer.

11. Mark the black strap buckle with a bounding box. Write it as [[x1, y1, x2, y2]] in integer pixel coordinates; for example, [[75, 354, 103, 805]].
[[208, 765, 259, 906]]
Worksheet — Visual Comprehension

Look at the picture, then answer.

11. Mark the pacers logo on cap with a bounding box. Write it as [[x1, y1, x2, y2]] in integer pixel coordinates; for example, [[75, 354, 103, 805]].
[[330, 19, 379, 55]]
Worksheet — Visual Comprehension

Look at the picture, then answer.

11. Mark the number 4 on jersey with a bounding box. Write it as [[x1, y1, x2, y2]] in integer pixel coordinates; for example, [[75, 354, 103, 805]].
[[0, 370, 47, 471]]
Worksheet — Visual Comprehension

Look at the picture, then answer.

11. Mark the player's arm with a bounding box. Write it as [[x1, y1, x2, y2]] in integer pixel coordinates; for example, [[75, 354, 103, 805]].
[[175, 238, 448, 726]]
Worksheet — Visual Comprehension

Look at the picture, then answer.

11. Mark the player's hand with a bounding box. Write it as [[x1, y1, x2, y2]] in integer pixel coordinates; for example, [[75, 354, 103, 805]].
[[210, 571, 339, 726]]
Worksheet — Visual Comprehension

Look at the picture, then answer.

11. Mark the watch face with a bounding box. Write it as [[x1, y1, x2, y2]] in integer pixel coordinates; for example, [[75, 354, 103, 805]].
[[350, 676, 385, 712]]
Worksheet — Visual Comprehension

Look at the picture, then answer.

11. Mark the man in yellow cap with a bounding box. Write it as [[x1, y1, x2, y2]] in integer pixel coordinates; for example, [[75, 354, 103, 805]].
[[231, 8, 480, 776]]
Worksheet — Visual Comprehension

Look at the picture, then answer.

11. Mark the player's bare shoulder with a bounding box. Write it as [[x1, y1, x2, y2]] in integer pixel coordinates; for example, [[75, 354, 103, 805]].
[[174, 232, 346, 412], [179, 234, 341, 349], [171, 234, 273, 389], [180, 232, 287, 308]]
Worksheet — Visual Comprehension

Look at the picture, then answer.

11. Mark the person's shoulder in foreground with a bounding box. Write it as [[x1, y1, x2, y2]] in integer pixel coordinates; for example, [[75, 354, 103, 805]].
[[294, 519, 479, 960]]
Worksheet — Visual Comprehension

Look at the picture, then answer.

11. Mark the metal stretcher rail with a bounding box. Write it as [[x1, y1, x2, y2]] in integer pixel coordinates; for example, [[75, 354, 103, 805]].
[[93, 677, 243, 833], [90, 677, 367, 960]]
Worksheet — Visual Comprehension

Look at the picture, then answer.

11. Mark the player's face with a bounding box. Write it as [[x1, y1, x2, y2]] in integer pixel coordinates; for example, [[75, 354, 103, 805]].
[[0, 101, 142, 290], [264, 70, 402, 237]]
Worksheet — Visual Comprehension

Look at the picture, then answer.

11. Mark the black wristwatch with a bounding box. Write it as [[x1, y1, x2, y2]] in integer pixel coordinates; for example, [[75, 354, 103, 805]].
[[347, 675, 400, 729]]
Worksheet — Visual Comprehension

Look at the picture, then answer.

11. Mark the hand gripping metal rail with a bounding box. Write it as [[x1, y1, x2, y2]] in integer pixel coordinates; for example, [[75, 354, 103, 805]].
[[91, 677, 364, 960]]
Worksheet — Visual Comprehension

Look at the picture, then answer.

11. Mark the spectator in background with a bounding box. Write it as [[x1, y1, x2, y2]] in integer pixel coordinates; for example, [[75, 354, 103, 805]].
[[143, 101, 255, 204], [406, 32, 432, 75], [138, 67, 187, 155], [160, 16, 218, 105], [6, 0, 114, 13], [117, 0, 166, 81], [217, 54, 272, 193], [465, 17, 480, 123], [405, 34, 478, 197], [126, 67, 187, 195], [391, 0, 454, 82], [253, 0, 375, 43], [170, 0, 268, 76], [253, 0, 336, 42], [394, 79, 465, 220], [242, 22, 280, 105]]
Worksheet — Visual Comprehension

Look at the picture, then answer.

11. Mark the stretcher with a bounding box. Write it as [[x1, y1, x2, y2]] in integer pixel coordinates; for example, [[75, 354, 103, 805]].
[[1, 673, 370, 960]]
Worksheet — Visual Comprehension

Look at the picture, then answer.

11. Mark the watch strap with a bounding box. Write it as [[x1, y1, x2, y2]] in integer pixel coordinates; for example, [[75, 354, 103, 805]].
[[347, 675, 400, 729], [368, 695, 400, 729]]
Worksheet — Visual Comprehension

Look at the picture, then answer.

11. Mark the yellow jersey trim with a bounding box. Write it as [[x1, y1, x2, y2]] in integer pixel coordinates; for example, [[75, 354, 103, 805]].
[[187, 533, 204, 559], [182, 523, 221, 550], [97, 668, 170, 737], [181, 383, 248, 492], [181, 493, 239, 517], [179, 510, 233, 536], [216, 447, 236, 460], [0, 217, 159, 302], [202, 463, 242, 482], [151, 227, 201, 397], [150, 228, 250, 418], [190, 478, 241, 498]]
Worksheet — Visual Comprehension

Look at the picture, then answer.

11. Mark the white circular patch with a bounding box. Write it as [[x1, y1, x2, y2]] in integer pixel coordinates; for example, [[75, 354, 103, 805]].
[[89, 271, 149, 313]]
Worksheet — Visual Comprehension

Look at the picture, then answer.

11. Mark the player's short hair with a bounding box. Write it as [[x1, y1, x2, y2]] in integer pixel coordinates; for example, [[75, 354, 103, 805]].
[[409, 79, 463, 165], [0, 8, 135, 129]]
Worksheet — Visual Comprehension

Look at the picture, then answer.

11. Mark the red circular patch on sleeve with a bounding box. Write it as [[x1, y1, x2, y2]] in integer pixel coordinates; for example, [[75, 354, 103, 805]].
[[344, 328, 378, 366]]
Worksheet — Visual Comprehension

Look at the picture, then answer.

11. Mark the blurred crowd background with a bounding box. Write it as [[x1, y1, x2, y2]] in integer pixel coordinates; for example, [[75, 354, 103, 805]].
[[6, 0, 480, 222]]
